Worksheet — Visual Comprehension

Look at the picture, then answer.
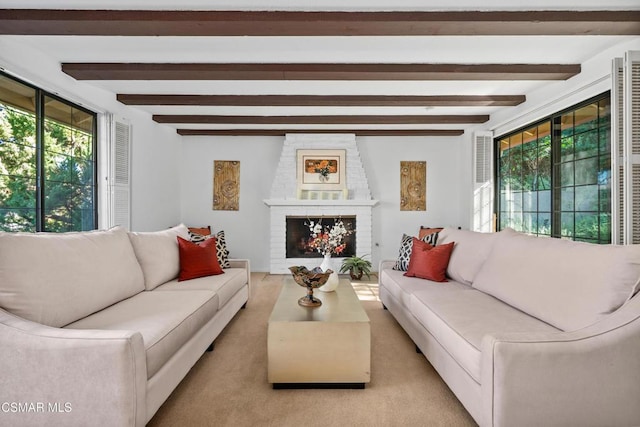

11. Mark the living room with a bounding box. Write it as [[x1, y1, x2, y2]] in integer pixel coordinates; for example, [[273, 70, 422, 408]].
[[1, 2, 640, 426], [2, 3, 640, 270]]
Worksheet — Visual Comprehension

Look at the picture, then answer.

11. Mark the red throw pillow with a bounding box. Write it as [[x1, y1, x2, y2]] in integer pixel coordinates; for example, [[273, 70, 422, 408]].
[[188, 226, 211, 236], [177, 236, 224, 281], [404, 238, 455, 282]]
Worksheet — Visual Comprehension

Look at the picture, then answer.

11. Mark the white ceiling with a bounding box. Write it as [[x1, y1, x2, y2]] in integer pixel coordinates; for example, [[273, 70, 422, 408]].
[[14, 35, 630, 64], [1, 2, 639, 134]]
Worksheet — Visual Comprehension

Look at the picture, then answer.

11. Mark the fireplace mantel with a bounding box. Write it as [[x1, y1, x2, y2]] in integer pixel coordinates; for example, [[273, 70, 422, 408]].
[[264, 199, 379, 207]]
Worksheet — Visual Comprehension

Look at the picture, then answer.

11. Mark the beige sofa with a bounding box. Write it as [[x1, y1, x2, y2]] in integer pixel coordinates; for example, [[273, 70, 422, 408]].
[[379, 227, 640, 427], [0, 224, 250, 426]]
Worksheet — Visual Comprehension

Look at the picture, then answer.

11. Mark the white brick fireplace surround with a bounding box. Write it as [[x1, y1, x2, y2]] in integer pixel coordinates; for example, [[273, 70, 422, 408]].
[[264, 134, 378, 274]]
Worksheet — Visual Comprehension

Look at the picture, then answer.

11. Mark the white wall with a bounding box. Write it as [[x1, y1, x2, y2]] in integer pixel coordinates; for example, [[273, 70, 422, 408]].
[[180, 136, 282, 270], [0, 37, 182, 231], [358, 136, 467, 265], [180, 134, 466, 271], [127, 122, 182, 231]]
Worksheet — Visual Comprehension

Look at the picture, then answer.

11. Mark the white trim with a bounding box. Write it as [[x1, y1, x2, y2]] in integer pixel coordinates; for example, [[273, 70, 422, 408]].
[[97, 113, 111, 230], [264, 199, 378, 207], [491, 76, 610, 137]]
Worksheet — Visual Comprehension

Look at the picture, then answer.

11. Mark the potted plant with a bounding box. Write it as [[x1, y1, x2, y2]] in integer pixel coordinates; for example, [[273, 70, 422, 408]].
[[340, 254, 372, 280]]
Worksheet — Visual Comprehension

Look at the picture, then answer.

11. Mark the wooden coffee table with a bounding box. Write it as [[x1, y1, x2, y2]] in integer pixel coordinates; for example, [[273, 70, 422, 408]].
[[267, 277, 371, 389]]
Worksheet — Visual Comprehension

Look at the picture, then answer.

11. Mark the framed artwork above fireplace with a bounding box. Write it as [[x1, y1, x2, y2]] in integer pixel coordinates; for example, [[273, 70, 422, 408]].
[[296, 149, 346, 191]]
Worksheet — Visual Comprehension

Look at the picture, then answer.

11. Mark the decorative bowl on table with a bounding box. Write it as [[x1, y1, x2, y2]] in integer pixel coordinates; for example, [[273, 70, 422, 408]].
[[289, 266, 334, 307]]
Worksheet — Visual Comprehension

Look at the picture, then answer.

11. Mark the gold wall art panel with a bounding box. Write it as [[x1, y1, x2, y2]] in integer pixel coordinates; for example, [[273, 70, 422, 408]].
[[213, 160, 240, 211], [400, 161, 426, 211]]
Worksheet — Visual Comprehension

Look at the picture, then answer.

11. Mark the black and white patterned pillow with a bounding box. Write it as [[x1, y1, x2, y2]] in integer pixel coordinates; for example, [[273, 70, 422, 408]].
[[215, 230, 230, 269], [393, 232, 438, 271], [188, 230, 207, 243], [188, 230, 230, 268], [393, 234, 414, 271], [423, 231, 439, 246]]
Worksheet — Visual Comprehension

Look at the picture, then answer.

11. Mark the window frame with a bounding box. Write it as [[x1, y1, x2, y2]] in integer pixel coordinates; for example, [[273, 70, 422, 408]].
[[0, 71, 98, 232], [494, 92, 611, 243]]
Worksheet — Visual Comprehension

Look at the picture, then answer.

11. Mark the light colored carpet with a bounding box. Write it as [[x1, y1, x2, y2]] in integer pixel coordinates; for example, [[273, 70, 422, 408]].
[[148, 273, 477, 427]]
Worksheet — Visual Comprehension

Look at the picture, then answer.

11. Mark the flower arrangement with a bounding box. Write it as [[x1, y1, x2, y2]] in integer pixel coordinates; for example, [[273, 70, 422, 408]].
[[306, 218, 353, 256], [305, 159, 337, 181]]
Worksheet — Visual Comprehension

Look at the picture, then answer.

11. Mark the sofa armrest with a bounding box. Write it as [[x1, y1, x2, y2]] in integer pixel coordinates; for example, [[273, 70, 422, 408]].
[[0, 308, 147, 427], [378, 259, 396, 273], [480, 297, 640, 427], [227, 258, 249, 270], [227, 258, 251, 299]]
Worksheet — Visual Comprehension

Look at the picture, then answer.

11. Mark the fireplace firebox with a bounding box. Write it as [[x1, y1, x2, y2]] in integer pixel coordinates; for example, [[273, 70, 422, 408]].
[[286, 216, 356, 258]]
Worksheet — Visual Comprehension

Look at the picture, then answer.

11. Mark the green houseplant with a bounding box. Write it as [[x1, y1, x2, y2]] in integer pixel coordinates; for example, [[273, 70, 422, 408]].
[[339, 254, 372, 280]]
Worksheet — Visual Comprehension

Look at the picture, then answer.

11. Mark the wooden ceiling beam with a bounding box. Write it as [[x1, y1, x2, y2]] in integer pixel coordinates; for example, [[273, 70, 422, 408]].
[[153, 115, 488, 124], [176, 129, 465, 136], [63, 63, 580, 81], [117, 94, 526, 107], [1, 10, 639, 36]]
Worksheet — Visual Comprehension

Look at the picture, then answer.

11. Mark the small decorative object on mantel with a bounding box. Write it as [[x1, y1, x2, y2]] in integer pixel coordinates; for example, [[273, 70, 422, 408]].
[[213, 160, 240, 211], [400, 161, 426, 211], [297, 189, 349, 201], [289, 266, 332, 307], [306, 218, 353, 292]]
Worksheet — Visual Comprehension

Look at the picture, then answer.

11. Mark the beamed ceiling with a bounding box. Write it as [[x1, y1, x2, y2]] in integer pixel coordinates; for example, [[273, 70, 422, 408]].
[[1, 2, 639, 137]]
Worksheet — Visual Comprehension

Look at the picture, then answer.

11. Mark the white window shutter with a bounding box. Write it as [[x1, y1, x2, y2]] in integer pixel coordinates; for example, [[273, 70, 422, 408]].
[[473, 131, 494, 232], [612, 57, 625, 244], [624, 51, 640, 245], [614, 51, 640, 245], [108, 116, 132, 230], [474, 132, 493, 184], [620, 52, 640, 244]]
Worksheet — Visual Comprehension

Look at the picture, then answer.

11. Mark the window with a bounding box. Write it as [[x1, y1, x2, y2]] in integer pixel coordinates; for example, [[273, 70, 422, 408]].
[[496, 93, 611, 243], [0, 72, 97, 232]]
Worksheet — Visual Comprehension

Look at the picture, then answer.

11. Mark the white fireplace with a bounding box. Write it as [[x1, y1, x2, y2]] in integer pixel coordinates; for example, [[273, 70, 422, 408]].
[[264, 133, 378, 274]]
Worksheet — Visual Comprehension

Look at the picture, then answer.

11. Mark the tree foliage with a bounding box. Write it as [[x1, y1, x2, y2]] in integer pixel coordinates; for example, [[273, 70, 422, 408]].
[[0, 105, 94, 232]]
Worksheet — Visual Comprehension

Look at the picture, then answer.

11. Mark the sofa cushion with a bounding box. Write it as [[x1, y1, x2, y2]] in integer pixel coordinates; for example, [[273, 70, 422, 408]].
[[380, 268, 471, 310], [128, 224, 190, 290], [410, 286, 559, 383], [65, 290, 219, 378], [215, 230, 230, 268], [188, 226, 211, 236], [473, 230, 640, 331], [177, 237, 224, 281], [0, 227, 145, 328], [188, 230, 230, 269], [437, 227, 498, 285], [405, 239, 455, 282], [154, 268, 247, 310], [418, 227, 443, 241], [394, 233, 435, 271]]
